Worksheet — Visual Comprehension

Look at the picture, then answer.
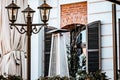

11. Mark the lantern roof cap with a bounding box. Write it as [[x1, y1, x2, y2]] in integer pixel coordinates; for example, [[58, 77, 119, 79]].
[[38, 0, 52, 9], [5, 0, 20, 9], [22, 5, 35, 13]]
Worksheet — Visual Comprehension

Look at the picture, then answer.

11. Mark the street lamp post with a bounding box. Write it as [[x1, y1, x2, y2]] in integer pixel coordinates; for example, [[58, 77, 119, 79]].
[[5, 0, 52, 80]]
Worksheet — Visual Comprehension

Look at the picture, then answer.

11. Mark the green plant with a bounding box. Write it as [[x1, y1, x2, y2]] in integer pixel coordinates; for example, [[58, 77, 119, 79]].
[[7, 75, 22, 80], [0, 75, 22, 80], [76, 70, 109, 80], [61, 76, 71, 80], [66, 44, 79, 78], [0, 75, 7, 80], [39, 76, 74, 80], [38, 71, 109, 80]]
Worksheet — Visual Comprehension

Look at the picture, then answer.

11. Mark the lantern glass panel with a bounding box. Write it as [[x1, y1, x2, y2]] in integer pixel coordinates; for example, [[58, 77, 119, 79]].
[[23, 12, 34, 23], [40, 9, 50, 23], [8, 8, 18, 22]]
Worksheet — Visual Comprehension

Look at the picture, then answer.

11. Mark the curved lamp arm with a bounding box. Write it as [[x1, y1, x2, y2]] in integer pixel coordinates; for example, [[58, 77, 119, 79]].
[[10, 25, 27, 34], [32, 25, 43, 34], [10, 23, 47, 34], [32, 25, 47, 34]]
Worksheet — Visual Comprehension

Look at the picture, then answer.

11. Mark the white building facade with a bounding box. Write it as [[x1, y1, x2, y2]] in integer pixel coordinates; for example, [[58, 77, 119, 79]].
[[36, 0, 120, 80]]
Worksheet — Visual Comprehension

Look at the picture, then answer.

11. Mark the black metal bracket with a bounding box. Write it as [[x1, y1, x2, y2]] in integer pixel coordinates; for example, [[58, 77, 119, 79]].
[[10, 23, 48, 34]]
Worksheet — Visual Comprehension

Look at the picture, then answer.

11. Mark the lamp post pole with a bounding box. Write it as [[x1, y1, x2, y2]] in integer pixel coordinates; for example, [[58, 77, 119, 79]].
[[27, 13, 32, 80]]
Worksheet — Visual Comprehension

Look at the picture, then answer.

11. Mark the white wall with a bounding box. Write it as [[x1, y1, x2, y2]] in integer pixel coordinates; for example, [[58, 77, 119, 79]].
[[28, 0, 120, 79], [28, 0, 40, 79], [56, 1, 114, 79], [38, 0, 44, 78], [47, 0, 60, 28], [57, 0, 117, 79], [87, 0, 114, 79]]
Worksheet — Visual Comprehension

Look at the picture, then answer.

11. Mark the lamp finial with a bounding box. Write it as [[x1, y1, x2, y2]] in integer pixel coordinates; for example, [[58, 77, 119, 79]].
[[44, 0, 46, 3], [12, 0, 14, 3]]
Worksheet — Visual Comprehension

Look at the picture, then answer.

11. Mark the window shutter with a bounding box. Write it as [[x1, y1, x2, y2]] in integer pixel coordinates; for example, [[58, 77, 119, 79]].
[[44, 27, 54, 76], [86, 21, 101, 72]]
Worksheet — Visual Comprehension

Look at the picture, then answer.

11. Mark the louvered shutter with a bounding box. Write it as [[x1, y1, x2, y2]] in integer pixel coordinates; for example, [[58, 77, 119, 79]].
[[86, 21, 101, 72], [44, 28, 54, 76]]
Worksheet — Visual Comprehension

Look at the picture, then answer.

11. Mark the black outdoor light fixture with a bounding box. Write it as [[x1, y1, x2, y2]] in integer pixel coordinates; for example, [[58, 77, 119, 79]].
[[5, 0, 52, 80], [38, 0, 52, 24], [5, 0, 20, 23], [22, 5, 35, 23]]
